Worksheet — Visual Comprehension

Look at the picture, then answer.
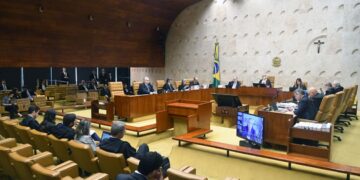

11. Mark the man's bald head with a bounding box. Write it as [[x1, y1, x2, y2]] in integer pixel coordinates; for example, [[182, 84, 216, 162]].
[[308, 87, 318, 97]]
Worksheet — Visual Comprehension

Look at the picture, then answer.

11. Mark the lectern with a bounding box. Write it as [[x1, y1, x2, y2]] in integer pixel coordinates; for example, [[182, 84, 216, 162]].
[[156, 99, 211, 135]]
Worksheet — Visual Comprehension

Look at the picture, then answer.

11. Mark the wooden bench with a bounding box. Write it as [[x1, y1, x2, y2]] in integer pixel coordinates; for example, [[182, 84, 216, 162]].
[[56, 113, 156, 137], [173, 129, 360, 180]]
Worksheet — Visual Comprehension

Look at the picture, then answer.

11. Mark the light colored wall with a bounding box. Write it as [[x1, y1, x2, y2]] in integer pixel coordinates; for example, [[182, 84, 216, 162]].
[[130, 67, 165, 88], [165, 0, 360, 92]]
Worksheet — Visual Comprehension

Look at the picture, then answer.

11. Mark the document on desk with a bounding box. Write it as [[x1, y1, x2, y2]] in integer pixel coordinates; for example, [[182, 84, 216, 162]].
[[277, 102, 298, 109], [293, 122, 331, 132]]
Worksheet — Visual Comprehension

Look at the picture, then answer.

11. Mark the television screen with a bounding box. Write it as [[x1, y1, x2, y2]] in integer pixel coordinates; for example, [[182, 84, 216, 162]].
[[212, 93, 242, 107], [237, 112, 264, 144]]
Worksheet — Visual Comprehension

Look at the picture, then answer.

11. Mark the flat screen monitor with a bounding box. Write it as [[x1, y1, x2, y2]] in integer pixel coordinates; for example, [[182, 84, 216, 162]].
[[237, 112, 264, 145], [212, 93, 242, 107], [253, 83, 267, 87]]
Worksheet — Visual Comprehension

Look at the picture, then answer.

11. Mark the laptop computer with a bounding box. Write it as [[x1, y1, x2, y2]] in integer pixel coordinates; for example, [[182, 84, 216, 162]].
[[101, 131, 111, 142], [253, 83, 267, 87]]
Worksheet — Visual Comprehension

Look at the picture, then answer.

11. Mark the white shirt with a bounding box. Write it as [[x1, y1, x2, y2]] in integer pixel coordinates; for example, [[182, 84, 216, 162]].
[[232, 81, 237, 89]]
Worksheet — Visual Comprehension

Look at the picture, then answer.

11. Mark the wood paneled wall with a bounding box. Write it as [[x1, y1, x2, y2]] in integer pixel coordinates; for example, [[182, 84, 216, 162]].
[[0, 0, 199, 67]]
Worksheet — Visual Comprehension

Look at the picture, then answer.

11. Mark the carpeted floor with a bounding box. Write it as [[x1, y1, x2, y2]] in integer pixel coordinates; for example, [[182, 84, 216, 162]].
[[33, 108, 360, 180]]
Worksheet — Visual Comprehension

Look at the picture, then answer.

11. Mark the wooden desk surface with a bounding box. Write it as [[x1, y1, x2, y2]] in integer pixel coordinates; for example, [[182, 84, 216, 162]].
[[167, 102, 199, 109]]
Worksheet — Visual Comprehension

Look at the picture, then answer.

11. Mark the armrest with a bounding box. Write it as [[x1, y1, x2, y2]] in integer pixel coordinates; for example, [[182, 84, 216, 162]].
[[50, 160, 79, 178], [90, 157, 98, 164], [0, 138, 17, 148], [11, 144, 33, 157], [30, 151, 54, 167], [179, 166, 196, 174], [297, 118, 317, 123]]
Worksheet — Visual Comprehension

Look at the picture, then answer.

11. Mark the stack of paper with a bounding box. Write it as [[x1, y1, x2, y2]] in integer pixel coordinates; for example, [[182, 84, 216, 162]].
[[293, 122, 331, 132]]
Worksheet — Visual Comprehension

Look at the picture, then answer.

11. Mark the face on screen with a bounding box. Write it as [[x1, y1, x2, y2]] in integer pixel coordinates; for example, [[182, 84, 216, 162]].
[[237, 112, 263, 144]]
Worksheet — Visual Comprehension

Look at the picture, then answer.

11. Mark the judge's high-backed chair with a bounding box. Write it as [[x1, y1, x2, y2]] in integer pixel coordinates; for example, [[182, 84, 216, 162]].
[[68, 140, 100, 174], [156, 80, 165, 91], [166, 166, 208, 180], [61, 173, 109, 180], [33, 96, 54, 111], [29, 129, 53, 153], [313, 94, 336, 122], [31, 161, 79, 180], [0, 116, 11, 138], [345, 85, 358, 119], [48, 134, 71, 162], [337, 88, 352, 126], [108, 82, 125, 98], [132, 81, 141, 95], [267, 76, 275, 88], [175, 81, 182, 90], [329, 92, 345, 141], [3, 120, 22, 143], [127, 157, 140, 173], [96, 148, 130, 180], [0, 138, 33, 179], [9, 150, 74, 180]]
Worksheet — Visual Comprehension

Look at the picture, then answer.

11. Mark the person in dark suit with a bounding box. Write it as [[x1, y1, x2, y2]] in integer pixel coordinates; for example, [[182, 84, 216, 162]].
[[162, 78, 175, 93], [99, 121, 149, 160], [123, 83, 134, 95], [308, 87, 324, 116], [2, 88, 22, 119], [39, 109, 57, 134], [50, 113, 76, 140], [116, 152, 164, 180], [20, 105, 40, 130], [21, 86, 35, 101], [89, 70, 98, 82], [99, 68, 110, 85], [291, 78, 307, 91], [87, 79, 98, 91], [60, 67, 70, 84], [0, 80, 8, 91], [320, 82, 335, 95], [100, 84, 111, 100], [178, 79, 189, 91], [258, 75, 272, 88], [333, 81, 344, 93], [78, 80, 89, 92], [138, 77, 155, 95], [189, 77, 200, 87], [292, 89, 316, 119], [227, 77, 241, 89], [38, 79, 47, 93]]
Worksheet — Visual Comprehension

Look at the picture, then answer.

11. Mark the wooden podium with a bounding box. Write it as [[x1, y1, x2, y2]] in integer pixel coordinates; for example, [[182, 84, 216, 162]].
[[156, 99, 211, 135], [91, 100, 114, 121]]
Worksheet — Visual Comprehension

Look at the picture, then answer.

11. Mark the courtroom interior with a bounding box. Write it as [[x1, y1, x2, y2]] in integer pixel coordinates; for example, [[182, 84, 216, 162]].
[[0, 0, 360, 180]]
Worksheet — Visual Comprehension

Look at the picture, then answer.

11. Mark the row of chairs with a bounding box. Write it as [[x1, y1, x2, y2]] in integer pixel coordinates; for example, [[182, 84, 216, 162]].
[[0, 116, 228, 180]]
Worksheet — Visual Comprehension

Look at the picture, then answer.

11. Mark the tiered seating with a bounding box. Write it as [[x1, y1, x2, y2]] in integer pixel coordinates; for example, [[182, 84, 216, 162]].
[[108, 82, 125, 97], [96, 148, 130, 179], [33, 95, 54, 111], [68, 140, 100, 174]]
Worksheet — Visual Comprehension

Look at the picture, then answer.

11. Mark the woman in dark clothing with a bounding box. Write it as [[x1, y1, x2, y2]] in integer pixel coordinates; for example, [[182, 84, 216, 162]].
[[39, 109, 57, 134]]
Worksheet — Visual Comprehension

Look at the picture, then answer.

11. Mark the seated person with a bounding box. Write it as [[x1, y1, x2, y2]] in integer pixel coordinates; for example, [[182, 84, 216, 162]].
[[308, 87, 324, 114], [123, 83, 134, 95], [78, 80, 89, 92], [0, 80, 8, 91], [138, 77, 155, 95], [60, 67, 70, 84], [333, 81, 344, 93], [189, 77, 200, 87], [290, 78, 307, 91], [21, 86, 35, 101], [162, 78, 175, 93], [38, 79, 47, 93], [20, 105, 40, 130], [320, 82, 335, 95], [75, 120, 97, 153], [88, 79, 98, 91], [258, 75, 272, 88], [116, 151, 164, 180], [99, 121, 149, 160], [2, 88, 22, 119], [227, 76, 241, 89], [100, 84, 111, 100], [50, 113, 76, 140], [39, 109, 57, 134], [292, 89, 316, 119], [178, 79, 189, 91]]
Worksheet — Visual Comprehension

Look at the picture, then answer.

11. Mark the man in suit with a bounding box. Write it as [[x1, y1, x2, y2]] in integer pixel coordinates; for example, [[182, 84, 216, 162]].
[[162, 78, 175, 93], [99, 121, 149, 160], [89, 70, 98, 82], [138, 77, 155, 95], [100, 84, 111, 100], [78, 80, 89, 92], [20, 105, 40, 130], [99, 68, 110, 85], [0, 80, 8, 91], [320, 82, 335, 95], [308, 87, 324, 116], [189, 77, 200, 87], [258, 75, 272, 88], [50, 113, 76, 140], [227, 76, 241, 89], [2, 88, 22, 119], [60, 67, 70, 84], [178, 79, 189, 91], [333, 81, 344, 93], [292, 89, 316, 119], [21, 86, 35, 101], [116, 152, 163, 180], [87, 79, 98, 91], [124, 83, 134, 95]]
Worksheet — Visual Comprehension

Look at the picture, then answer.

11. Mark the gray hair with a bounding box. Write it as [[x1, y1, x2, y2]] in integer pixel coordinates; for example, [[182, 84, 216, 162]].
[[75, 120, 91, 140], [111, 121, 125, 136], [294, 89, 305, 95]]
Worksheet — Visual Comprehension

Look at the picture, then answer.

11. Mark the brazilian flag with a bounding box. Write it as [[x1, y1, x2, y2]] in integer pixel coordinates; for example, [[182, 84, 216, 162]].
[[213, 42, 220, 87]]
